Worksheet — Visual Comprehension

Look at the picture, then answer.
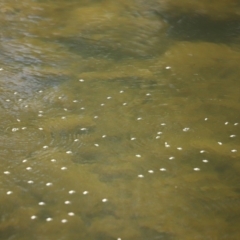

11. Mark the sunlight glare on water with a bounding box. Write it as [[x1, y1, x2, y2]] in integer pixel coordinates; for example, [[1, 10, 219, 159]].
[[1, 0, 240, 239]]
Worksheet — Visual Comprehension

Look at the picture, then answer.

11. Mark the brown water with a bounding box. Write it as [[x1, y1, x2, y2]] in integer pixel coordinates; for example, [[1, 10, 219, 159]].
[[1, 0, 240, 239]]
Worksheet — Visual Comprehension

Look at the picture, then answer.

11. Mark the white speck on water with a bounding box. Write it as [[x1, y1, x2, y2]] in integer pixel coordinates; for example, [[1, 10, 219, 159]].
[[193, 168, 200, 171], [6, 191, 12, 195], [107, 96, 112, 99], [200, 150, 206, 153], [81, 128, 87, 130], [160, 168, 166, 171], [183, 128, 190, 132], [64, 108, 68, 111], [51, 159, 56, 162], [123, 102, 127, 106], [5, 99, 10, 102], [137, 117, 142, 120], [161, 123, 166, 126], [64, 201, 71, 205], [204, 118, 208, 121], [165, 142, 170, 147], [94, 144, 99, 147], [230, 135, 236, 138], [146, 93, 151, 96], [101, 103, 105, 106], [165, 66, 171, 69], [31, 215, 37, 220], [74, 139, 79, 142], [156, 136, 160, 139], [120, 90, 124, 93], [234, 123, 238, 126], [73, 100, 78, 103], [148, 170, 154, 173], [94, 116, 98, 119], [79, 79, 84, 82], [61, 167, 67, 170], [66, 151, 72, 154], [157, 132, 162, 135], [28, 180, 34, 184], [58, 96, 62, 99], [38, 127, 43, 130], [68, 212, 75, 216], [4, 171, 10, 175], [38, 90, 43, 93], [46, 218, 52, 222], [24, 105, 28, 108], [202, 160, 208, 163], [225, 122, 228, 125], [61, 116, 66, 120], [102, 135, 106, 138], [169, 156, 175, 160], [69, 190, 76, 194], [38, 114, 43, 117], [18, 99, 22, 102], [136, 154, 141, 157], [102, 198, 108, 202], [12, 128, 19, 132], [80, 107, 85, 110], [46, 183, 53, 186], [39, 202, 45, 206], [138, 174, 144, 178], [177, 147, 182, 150], [83, 191, 89, 195], [61, 219, 68, 223], [26, 167, 32, 170], [43, 146, 48, 149], [22, 159, 27, 163], [231, 149, 237, 152], [17, 119, 20, 122], [0, 68, 3, 71], [131, 137, 136, 140], [218, 142, 222, 145], [21, 127, 27, 130]]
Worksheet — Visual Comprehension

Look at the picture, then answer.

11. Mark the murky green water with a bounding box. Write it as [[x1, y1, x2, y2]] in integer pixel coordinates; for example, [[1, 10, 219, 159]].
[[1, 0, 240, 239]]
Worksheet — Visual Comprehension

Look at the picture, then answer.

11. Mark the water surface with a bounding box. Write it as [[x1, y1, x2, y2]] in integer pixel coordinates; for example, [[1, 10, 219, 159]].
[[1, 0, 240, 239]]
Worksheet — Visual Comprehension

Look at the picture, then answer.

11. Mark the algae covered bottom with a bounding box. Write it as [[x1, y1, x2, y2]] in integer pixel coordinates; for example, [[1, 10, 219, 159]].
[[1, 0, 240, 239]]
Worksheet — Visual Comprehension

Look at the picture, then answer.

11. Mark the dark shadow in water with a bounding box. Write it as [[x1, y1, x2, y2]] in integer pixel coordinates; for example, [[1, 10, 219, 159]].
[[156, 12, 240, 43], [54, 36, 160, 60]]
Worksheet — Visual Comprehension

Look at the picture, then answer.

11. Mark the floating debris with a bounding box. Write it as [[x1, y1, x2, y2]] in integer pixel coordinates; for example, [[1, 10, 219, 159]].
[[160, 168, 167, 171], [69, 190, 76, 194], [193, 168, 200, 171]]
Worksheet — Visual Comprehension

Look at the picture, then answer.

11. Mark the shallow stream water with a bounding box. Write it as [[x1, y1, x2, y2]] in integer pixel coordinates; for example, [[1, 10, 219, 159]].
[[1, 0, 240, 239]]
